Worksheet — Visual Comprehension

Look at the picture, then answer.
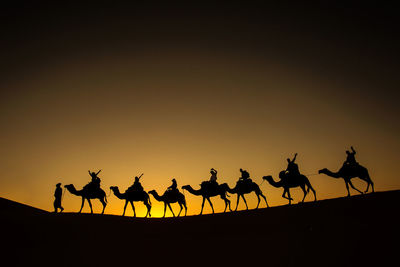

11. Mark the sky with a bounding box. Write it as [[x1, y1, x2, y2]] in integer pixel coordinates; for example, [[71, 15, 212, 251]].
[[1, 2, 399, 217]]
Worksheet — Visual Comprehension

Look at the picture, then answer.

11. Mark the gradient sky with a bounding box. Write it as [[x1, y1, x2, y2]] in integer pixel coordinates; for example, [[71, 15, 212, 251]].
[[1, 2, 399, 217]]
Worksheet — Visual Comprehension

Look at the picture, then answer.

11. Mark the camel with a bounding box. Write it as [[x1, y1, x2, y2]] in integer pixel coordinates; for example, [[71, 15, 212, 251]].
[[64, 184, 107, 214], [319, 163, 374, 197], [263, 171, 316, 205], [227, 180, 269, 211], [110, 186, 152, 217], [181, 182, 232, 215], [148, 189, 187, 217]]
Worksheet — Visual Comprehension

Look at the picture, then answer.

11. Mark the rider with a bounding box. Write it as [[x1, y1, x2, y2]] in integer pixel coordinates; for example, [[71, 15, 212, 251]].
[[87, 169, 101, 190], [344, 146, 357, 166], [209, 168, 218, 183], [239, 168, 251, 184], [167, 178, 178, 194], [130, 173, 144, 192], [286, 153, 300, 176]]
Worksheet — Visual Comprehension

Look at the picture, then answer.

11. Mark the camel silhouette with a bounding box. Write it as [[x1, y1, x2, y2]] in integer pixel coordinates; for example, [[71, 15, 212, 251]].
[[110, 186, 152, 217], [319, 164, 374, 197], [263, 171, 317, 205], [64, 184, 107, 214], [148, 189, 187, 217], [182, 182, 232, 215], [227, 180, 269, 211]]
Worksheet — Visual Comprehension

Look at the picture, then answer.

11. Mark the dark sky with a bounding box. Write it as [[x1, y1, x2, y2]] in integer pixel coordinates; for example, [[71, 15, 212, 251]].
[[1, 1, 399, 214]]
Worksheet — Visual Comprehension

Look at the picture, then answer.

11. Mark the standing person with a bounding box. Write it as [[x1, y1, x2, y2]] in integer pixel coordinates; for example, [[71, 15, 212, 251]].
[[53, 183, 64, 213], [209, 168, 218, 183]]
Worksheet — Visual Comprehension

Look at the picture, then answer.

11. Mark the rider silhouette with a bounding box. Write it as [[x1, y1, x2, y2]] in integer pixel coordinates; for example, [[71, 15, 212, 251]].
[[239, 168, 251, 183], [87, 169, 101, 190], [53, 183, 64, 213], [167, 178, 178, 194], [286, 153, 300, 176], [344, 146, 357, 166], [130, 173, 144, 192], [209, 168, 218, 183]]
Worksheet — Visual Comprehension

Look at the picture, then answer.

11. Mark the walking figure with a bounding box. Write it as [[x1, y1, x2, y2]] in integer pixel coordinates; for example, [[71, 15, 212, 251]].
[[53, 183, 64, 213]]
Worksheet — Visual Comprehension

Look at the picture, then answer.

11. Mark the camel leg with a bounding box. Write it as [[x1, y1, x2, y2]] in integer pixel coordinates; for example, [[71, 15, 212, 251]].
[[235, 194, 241, 211], [79, 197, 85, 213], [123, 200, 128, 216], [260, 192, 269, 207], [200, 197, 206, 215], [184, 202, 187, 216], [131, 201, 136, 217], [308, 185, 317, 201], [362, 174, 374, 193], [163, 202, 167, 218], [348, 180, 363, 195], [177, 202, 183, 217], [87, 199, 93, 214], [221, 194, 231, 212], [100, 198, 106, 214], [143, 199, 151, 218], [167, 203, 175, 217], [287, 190, 292, 205], [300, 185, 307, 203], [344, 180, 351, 197], [255, 193, 261, 209], [146, 202, 151, 218], [241, 195, 248, 210], [206, 197, 214, 214], [282, 189, 293, 201]]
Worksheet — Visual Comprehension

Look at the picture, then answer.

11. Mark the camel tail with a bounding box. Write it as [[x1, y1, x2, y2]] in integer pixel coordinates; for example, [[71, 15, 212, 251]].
[[104, 194, 108, 204]]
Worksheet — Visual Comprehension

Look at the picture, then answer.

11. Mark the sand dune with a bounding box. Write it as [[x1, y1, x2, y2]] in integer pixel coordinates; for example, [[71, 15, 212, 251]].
[[1, 191, 399, 267]]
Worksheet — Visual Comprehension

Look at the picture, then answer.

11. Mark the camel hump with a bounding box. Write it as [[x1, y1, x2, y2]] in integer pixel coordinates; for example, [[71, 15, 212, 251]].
[[340, 162, 364, 175], [200, 180, 219, 193]]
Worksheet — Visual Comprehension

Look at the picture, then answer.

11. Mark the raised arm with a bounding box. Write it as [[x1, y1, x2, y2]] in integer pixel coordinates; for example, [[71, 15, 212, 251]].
[[291, 153, 298, 163], [138, 173, 144, 179], [351, 146, 356, 154], [96, 170, 102, 175]]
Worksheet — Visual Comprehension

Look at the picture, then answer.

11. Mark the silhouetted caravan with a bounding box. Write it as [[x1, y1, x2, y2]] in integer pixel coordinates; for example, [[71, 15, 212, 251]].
[[228, 169, 269, 210], [263, 171, 317, 205], [182, 182, 231, 215], [148, 182, 187, 217], [64, 184, 107, 214], [319, 147, 374, 196], [110, 186, 152, 217]]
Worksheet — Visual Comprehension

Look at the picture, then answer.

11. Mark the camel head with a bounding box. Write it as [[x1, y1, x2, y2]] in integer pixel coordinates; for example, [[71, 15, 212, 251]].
[[181, 185, 190, 190], [262, 175, 273, 182], [318, 168, 328, 174], [148, 190, 156, 194], [109, 186, 119, 192], [64, 184, 73, 189]]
